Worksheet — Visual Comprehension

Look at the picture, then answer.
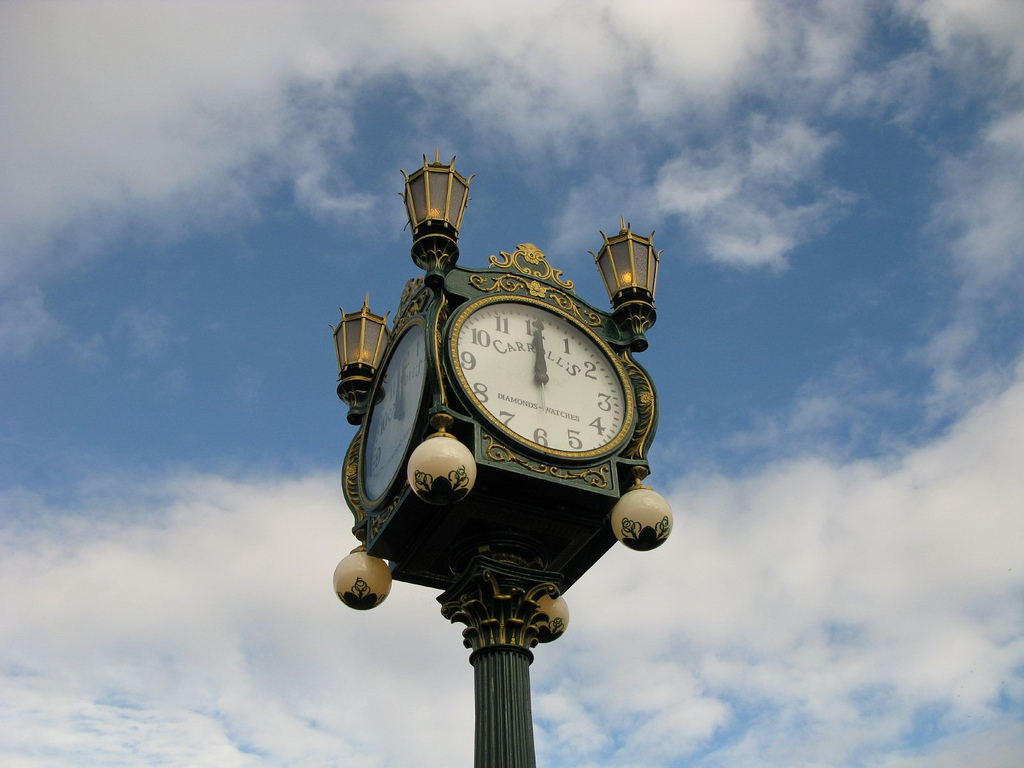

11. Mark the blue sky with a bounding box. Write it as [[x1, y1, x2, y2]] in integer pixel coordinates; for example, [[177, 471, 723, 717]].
[[2, 1, 1023, 766]]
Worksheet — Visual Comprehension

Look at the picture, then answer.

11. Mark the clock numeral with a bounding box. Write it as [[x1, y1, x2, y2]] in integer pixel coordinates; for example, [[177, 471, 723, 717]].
[[583, 361, 598, 380], [597, 392, 612, 411], [567, 429, 583, 450], [472, 382, 489, 403], [494, 316, 509, 334], [533, 427, 548, 447], [460, 351, 477, 371], [499, 410, 515, 426], [563, 338, 571, 355], [371, 444, 382, 467], [589, 416, 606, 436], [471, 328, 491, 347]]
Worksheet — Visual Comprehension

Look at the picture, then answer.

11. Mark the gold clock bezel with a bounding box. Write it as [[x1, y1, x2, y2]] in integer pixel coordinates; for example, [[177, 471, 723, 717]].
[[449, 295, 635, 461]]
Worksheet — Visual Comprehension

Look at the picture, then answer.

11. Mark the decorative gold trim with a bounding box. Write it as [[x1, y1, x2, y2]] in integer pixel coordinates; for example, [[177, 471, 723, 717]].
[[442, 569, 560, 652], [618, 350, 656, 460], [483, 433, 611, 489], [468, 273, 602, 328], [395, 277, 429, 327], [342, 435, 365, 526], [432, 294, 452, 407], [368, 493, 403, 540], [488, 243, 575, 293]]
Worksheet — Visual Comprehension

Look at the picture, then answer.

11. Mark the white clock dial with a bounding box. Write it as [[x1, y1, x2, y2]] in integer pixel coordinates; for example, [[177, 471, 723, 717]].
[[362, 326, 426, 502], [451, 298, 633, 457]]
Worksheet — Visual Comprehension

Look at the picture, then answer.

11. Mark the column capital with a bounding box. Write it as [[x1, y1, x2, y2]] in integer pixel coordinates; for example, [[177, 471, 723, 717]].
[[439, 554, 564, 656]]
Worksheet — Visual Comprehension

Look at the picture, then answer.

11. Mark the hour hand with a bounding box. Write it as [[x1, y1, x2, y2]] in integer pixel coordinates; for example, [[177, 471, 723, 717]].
[[532, 320, 549, 385]]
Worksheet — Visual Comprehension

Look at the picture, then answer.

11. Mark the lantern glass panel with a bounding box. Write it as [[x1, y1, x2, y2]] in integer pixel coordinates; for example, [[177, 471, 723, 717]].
[[427, 171, 450, 220], [343, 321, 365, 365], [450, 177, 468, 228], [596, 247, 618, 297], [610, 240, 634, 287], [333, 327, 345, 375], [409, 174, 427, 225], [633, 241, 650, 290], [364, 322, 388, 367]]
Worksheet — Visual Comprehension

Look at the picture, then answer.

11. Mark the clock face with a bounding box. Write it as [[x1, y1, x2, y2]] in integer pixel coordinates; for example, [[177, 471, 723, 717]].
[[362, 325, 427, 503], [451, 297, 633, 458]]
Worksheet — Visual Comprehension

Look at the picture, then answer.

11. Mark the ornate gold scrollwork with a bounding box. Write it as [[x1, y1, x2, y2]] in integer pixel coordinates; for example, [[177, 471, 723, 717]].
[[344, 431, 404, 537], [468, 274, 603, 328], [441, 569, 560, 652], [488, 243, 575, 293], [368, 494, 403, 539], [432, 295, 452, 406], [342, 437, 365, 525], [394, 277, 429, 327], [618, 350, 657, 460], [482, 433, 611, 489]]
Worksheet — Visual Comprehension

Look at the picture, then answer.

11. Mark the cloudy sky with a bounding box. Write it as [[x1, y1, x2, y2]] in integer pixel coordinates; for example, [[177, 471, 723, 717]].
[[2, 1, 1023, 766]]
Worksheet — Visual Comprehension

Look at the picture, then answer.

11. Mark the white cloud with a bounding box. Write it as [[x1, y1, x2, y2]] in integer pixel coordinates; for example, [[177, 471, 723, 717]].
[[113, 308, 172, 360], [904, 0, 1024, 83], [0, 284, 62, 357], [535, 357, 1024, 766], [0, 0, 869, 287], [598, 0, 770, 118], [0, 474, 476, 766], [656, 118, 852, 268], [826, 50, 935, 123], [0, 2, 366, 288], [722, 355, 906, 461], [877, 722, 1024, 768], [3, 358, 1023, 766], [931, 109, 1024, 291], [8, 0, 1017, 291], [911, 106, 1024, 418]]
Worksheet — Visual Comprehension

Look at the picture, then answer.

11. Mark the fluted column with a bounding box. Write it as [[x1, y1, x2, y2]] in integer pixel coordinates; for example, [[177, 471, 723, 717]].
[[472, 647, 536, 767], [439, 554, 564, 768]]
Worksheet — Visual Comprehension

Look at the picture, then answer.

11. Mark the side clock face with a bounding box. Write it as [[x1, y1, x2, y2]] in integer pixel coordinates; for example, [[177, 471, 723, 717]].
[[362, 326, 426, 503], [451, 297, 634, 458]]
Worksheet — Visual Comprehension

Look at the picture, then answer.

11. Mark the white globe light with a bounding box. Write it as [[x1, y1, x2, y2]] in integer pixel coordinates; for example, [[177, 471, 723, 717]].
[[535, 593, 569, 643], [407, 432, 476, 504], [610, 486, 672, 551], [333, 549, 392, 610]]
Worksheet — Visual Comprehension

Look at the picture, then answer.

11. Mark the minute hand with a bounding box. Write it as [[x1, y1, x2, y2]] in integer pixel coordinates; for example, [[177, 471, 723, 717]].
[[532, 320, 549, 385]]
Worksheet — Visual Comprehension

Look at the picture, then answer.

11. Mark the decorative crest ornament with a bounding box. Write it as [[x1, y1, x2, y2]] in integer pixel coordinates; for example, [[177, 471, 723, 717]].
[[489, 244, 575, 293], [467, 272, 603, 327]]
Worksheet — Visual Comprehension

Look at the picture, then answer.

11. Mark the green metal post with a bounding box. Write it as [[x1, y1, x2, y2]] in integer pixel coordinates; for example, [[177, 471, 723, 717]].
[[440, 553, 563, 768], [471, 646, 536, 767]]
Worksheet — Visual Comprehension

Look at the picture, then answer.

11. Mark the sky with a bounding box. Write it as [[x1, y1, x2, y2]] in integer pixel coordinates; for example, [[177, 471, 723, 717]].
[[1, 0, 1023, 766]]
